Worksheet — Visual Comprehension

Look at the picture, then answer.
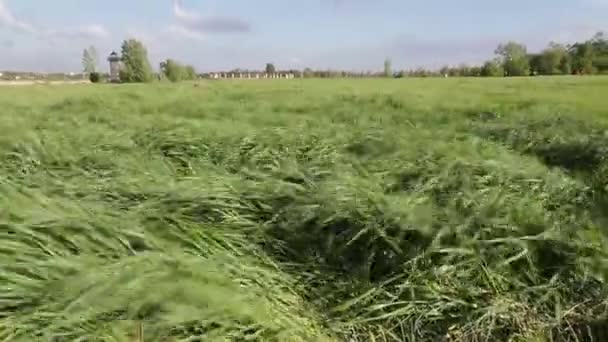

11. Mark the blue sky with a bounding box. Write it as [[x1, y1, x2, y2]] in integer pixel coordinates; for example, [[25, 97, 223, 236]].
[[1, 0, 607, 72]]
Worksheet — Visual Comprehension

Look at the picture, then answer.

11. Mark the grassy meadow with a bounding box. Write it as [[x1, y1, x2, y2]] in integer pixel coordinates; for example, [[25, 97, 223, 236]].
[[1, 76, 608, 341]]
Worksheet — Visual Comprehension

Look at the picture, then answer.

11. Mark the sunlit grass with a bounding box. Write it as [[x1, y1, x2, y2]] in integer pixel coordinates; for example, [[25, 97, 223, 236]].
[[1, 77, 608, 341]]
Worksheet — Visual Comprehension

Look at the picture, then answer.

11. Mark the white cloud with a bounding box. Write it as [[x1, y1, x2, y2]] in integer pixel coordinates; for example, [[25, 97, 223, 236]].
[[167, 25, 205, 41], [170, 0, 251, 39], [0, 0, 109, 41], [0, 0, 36, 33], [77, 25, 110, 39], [46, 25, 110, 40], [172, 0, 202, 23]]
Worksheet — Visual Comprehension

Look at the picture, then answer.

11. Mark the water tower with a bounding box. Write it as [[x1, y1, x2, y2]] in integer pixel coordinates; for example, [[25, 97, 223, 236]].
[[107, 51, 121, 83]]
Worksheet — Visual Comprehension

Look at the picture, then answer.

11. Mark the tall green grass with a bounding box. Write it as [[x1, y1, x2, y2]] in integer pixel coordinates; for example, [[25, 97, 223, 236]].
[[1, 77, 608, 341]]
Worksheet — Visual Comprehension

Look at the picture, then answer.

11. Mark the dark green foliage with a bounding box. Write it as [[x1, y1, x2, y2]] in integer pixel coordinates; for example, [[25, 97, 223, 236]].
[[265, 63, 276, 74], [570, 42, 597, 75], [88, 72, 100, 83]]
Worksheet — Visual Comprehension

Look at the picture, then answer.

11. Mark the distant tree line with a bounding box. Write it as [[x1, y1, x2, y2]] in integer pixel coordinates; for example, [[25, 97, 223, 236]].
[[253, 32, 607, 79], [302, 31, 608, 78], [70, 31, 608, 83], [402, 31, 608, 78]]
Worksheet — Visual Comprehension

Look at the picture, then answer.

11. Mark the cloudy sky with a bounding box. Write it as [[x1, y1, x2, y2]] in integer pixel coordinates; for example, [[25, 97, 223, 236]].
[[0, 0, 607, 72]]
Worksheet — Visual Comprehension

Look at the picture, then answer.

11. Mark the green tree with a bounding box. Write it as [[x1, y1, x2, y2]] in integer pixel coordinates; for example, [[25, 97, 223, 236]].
[[569, 41, 596, 74], [528, 54, 542, 75], [448, 67, 459, 77], [457, 63, 472, 76], [468, 66, 481, 77], [119, 39, 154, 83], [591, 31, 608, 51], [384, 58, 392, 77], [559, 54, 572, 75], [538, 42, 569, 75], [160, 59, 185, 82], [88, 72, 101, 83], [82, 46, 98, 74], [481, 59, 504, 77], [591, 31, 608, 73], [265, 63, 276, 74], [495, 42, 530, 76], [184, 65, 197, 80], [394, 70, 406, 78], [159, 59, 197, 82]]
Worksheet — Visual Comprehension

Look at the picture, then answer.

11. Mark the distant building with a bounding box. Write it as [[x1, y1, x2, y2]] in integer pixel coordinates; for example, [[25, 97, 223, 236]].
[[107, 51, 121, 83]]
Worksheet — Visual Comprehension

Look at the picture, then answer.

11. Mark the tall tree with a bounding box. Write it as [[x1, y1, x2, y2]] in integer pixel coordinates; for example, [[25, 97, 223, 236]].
[[591, 31, 608, 73], [384, 58, 392, 77], [160, 59, 197, 82], [559, 54, 572, 75], [184, 65, 197, 80], [528, 54, 542, 75], [495, 42, 530, 76], [81, 46, 99, 74], [538, 42, 569, 75], [591, 31, 608, 46], [569, 41, 596, 75], [119, 39, 154, 83], [265, 63, 276, 74], [160, 59, 184, 82]]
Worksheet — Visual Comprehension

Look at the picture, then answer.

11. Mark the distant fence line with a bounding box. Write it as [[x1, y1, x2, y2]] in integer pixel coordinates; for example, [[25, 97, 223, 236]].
[[207, 72, 298, 79], [0, 80, 91, 86]]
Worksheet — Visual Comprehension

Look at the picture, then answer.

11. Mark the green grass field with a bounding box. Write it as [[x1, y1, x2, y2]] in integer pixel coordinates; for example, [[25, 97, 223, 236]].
[[2, 76, 608, 341]]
